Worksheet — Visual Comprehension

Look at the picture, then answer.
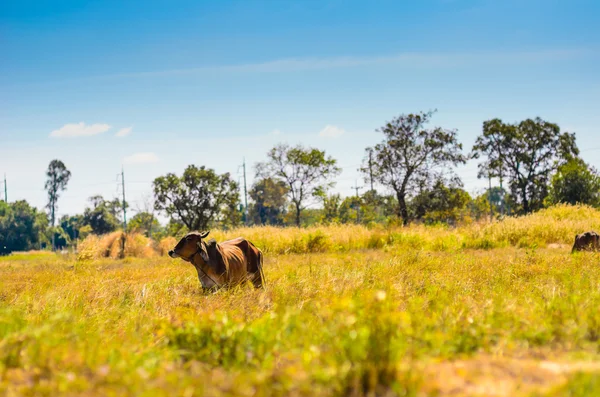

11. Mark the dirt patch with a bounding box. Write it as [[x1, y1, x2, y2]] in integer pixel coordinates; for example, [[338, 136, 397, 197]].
[[422, 356, 600, 396], [546, 243, 570, 250]]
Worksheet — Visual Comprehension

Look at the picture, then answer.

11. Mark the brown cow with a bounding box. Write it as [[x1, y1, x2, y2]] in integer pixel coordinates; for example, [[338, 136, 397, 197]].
[[168, 231, 265, 290], [572, 231, 600, 253]]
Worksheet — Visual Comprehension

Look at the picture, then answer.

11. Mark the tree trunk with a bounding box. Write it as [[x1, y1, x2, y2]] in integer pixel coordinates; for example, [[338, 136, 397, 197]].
[[499, 175, 504, 216], [396, 191, 409, 226], [521, 186, 529, 213], [295, 204, 301, 227], [51, 197, 56, 251]]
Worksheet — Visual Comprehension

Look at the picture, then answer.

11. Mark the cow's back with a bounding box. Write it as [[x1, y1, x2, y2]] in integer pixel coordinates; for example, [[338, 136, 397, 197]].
[[573, 231, 600, 252], [219, 237, 263, 285], [218, 239, 247, 284]]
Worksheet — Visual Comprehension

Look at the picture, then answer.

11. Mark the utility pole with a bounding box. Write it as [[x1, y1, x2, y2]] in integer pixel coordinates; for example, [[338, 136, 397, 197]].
[[368, 149, 374, 192], [241, 158, 249, 225], [2, 174, 6, 202], [488, 173, 493, 222], [499, 172, 504, 216], [121, 167, 127, 231], [352, 180, 362, 224]]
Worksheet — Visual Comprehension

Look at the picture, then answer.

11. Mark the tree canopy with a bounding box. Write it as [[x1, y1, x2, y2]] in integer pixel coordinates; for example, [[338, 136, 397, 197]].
[[546, 158, 600, 207], [363, 110, 466, 225], [153, 165, 240, 231], [472, 118, 578, 213], [249, 177, 289, 226], [0, 200, 47, 255], [82, 195, 121, 235], [44, 159, 71, 227], [410, 178, 472, 225], [256, 144, 341, 226]]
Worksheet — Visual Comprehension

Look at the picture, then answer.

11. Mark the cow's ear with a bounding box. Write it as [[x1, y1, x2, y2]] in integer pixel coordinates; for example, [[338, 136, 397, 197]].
[[200, 231, 210, 239]]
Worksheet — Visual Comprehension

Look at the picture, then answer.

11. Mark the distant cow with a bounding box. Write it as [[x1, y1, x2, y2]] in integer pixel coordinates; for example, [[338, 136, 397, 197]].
[[168, 231, 265, 290], [572, 231, 600, 253]]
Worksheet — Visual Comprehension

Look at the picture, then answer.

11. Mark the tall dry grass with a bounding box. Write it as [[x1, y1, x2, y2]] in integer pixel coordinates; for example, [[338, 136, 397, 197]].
[[466, 204, 600, 248], [3, 244, 600, 395], [75, 204, 600, 259], [77, 231, 158, 260]]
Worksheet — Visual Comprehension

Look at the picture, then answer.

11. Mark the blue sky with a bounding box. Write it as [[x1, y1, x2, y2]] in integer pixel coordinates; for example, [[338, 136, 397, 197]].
[[1, 0, 599, 221]]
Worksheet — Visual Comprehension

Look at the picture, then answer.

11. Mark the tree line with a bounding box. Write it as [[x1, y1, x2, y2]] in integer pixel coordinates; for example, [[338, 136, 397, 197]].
[[1, 111, 598, 254]]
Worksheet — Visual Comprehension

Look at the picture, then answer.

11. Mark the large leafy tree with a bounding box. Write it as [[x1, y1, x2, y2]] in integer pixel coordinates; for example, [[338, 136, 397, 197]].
[[362, 110, 466, 225], [249, 177, 289, 225], [256, 144, 341, 226], [153, 165, 240, 231], [0, 200, 48, 255], [44, 160, 71, 228], [472, 118, 578, 213], [546, 158, 600, 207]]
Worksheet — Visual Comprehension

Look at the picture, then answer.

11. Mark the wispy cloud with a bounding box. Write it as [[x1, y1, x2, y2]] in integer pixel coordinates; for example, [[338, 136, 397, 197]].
[[116, 126, 133, 137], [50, 122, 111, 138], [105, 48, 590, 79], [319, 125, 345, 139], [24, 48, 593, 88], [271, 129, 282, 136], [123, 152, 159, 164]]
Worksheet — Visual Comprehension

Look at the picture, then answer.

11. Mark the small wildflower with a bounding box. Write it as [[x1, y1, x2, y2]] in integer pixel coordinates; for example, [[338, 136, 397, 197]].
[[375, 290, 387, 301]]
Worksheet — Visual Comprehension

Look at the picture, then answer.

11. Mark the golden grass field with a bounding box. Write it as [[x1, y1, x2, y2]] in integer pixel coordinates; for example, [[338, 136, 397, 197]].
[[2, 204, 600, 396]]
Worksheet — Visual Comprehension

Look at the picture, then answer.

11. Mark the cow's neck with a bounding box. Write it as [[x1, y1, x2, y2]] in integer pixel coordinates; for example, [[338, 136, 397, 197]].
[[190, 246, 222, 289]]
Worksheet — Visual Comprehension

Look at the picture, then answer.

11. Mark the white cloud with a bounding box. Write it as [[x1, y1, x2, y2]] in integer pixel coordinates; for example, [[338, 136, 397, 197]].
[[319, 125, 345, 138], [123, 152, 159, 165], [50, 122, 111, 138], [116, 126, 133, 137], [271, 129, 282, 136]]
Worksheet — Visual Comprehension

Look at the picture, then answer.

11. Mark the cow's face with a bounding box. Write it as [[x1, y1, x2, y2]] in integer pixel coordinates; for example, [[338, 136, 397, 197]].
[[168, 231, 210, 262]]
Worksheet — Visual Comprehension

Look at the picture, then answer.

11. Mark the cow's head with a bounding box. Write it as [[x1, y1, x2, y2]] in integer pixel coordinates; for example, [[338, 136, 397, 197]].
[[169, 231, 223, 290], [168, 231, 210, 263]]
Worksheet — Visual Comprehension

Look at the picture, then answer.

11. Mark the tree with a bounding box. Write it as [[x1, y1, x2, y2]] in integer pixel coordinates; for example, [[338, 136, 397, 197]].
[[256, 144, 341, 226], [319, 193, 343, 224], [52, 214, 84, 249], [106, 197, 128, 226], [129, 194, 161, 237], [82, 195, 120, 235], [128, 212, 161, 236], [60, 215, 83, 242], [472, 118, 578, 213], [0, 200, 48, 255], [338, 196, 362, 224], [360, 191, 399, 225], [546, 158, 600, 207], [153, 165, 240, 231], [44, 160, 71, 248], [249, 177, 289, 225], [362, 110, 466, 225], [410, 178, 472, 225]]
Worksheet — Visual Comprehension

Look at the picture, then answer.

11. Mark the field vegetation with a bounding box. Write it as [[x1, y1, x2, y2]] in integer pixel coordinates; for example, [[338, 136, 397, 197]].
[[2, 205, 600, 396]]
